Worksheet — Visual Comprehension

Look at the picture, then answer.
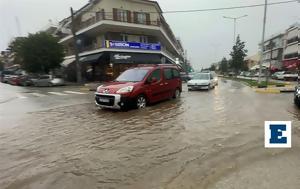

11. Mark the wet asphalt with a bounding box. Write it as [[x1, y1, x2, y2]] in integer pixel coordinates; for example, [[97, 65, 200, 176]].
[[0, 79, 300, 189]]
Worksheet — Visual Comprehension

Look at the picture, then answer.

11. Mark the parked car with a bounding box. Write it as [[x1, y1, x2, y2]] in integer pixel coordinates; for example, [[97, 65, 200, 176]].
[[33, 75, 65, 87], [19, 75, 39, 86], [7, 75, 22, 85], [283, 71, 298, 81], [1, 70, 15, 83], [187, 72, 218, 91], [294, 85, 300, 107], [95, 64, 182, 110], [272, 71, 285, 80], [180, 72, 191, 82]]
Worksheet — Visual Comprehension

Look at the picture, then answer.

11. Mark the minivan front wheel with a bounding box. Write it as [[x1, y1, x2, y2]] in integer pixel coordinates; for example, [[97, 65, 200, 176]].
[[136, 95, 147, 109], [173, 88, 181, 99]]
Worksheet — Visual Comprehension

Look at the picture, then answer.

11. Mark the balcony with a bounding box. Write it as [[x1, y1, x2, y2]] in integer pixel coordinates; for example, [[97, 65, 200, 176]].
[[64, 11, 181, 54], [78, 13, 161, 30], [286, 37, 299, 45], [284, 53, 298, 60]]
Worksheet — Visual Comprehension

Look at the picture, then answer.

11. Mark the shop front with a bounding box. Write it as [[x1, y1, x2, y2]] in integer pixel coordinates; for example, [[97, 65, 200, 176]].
[[283, 59, 300, 71], [109, 52, 171, 78]]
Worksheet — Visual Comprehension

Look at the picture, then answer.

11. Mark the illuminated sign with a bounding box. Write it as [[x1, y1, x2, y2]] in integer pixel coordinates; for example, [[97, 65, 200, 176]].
[[105, 40, 161, 51]]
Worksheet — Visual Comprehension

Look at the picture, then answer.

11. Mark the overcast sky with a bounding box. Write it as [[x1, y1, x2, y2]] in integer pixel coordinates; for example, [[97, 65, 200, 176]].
[[0, 0, 299, 69]]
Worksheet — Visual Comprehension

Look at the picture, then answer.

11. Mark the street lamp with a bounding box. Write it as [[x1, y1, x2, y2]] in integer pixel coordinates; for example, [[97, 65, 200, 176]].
[[223, 15, 248, 44], [258, 0, 268, 84]]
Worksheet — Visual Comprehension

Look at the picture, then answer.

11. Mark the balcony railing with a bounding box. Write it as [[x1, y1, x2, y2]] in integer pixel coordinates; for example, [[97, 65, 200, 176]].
[[284, 53, 298, 59], [286, 37, 299, 45], [78, 13, 161, 30]]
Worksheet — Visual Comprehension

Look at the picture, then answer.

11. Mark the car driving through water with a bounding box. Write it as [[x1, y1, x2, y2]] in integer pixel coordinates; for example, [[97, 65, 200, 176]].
[[95, 64, 182, 110], [187, 72, 218, 91]]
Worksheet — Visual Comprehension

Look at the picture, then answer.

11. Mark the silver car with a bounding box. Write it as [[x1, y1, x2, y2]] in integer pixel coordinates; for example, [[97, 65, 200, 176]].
[[33, 75, 65, 87]]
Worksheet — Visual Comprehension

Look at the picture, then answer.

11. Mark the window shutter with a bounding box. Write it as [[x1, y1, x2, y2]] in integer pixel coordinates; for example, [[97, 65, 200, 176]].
[[127, 10, 131, 23], [113, 8, 118, 21], [133, 12, 138, 23], [146, 13, 150, 25]]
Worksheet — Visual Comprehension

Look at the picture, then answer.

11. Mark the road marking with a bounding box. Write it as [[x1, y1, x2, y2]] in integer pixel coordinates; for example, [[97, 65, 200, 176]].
[[64, 91, 87, 95], [30, 93, 47, 97], [48, 92, 68, 96]]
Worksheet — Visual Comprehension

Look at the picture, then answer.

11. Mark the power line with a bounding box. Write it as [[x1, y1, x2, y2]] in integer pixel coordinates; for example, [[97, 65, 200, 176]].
[[75, 0, 297, 14], [162, 0, 297, 14]]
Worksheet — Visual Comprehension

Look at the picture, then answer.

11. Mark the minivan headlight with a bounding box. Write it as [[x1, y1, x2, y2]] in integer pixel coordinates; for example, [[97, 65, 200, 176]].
[[96, 85, 103, 92], [116, 86, 134, 94]]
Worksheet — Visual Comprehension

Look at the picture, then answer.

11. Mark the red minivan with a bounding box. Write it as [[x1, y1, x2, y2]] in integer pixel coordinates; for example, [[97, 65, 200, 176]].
[[95, 64, 182, 110]]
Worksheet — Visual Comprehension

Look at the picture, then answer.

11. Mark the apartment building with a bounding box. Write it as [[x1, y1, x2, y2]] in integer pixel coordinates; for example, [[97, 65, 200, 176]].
[[262, 33, 284, 71], [282, 23, 300, 70], [55, 0, 185, 81]]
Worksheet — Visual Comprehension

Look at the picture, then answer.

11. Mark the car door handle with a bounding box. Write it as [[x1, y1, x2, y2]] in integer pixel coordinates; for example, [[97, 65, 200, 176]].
[[159, 83, 164, 86], [165, 83, 168, 85]]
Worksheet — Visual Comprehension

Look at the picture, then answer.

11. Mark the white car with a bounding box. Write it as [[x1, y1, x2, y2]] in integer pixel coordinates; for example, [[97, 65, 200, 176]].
[[33, 75, 65, 87], [283, 71, 298, 81], [187, 72, 218, 91], [272, 71, 285, 80]]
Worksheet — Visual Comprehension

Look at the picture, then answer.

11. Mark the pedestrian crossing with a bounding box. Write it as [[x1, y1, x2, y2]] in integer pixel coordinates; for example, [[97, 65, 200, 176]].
[[14, 90, 88, 99], [48, 92, 68, 96]]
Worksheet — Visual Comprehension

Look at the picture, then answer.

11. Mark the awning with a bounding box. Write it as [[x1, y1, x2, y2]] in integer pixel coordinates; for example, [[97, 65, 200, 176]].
[[283, 59, 300, 69], [80, 53, 103, 63], [61, 58, 75, 67]]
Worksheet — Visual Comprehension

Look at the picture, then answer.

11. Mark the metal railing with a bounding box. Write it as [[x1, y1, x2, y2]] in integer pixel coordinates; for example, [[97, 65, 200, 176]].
[[286, 37, 299, 45], [76, 12, 179, 49]]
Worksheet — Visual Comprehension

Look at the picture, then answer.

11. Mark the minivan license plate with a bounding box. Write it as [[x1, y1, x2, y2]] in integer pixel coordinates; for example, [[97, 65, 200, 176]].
[[99, 98, 109, 103]]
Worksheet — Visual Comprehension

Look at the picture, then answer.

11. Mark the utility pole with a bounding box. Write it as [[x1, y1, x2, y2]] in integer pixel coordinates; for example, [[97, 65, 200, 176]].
[[258, 0, 268, 84], [223, 15, 248, 45], [266, 41, 275, 86], [70, 7, 82, 83]]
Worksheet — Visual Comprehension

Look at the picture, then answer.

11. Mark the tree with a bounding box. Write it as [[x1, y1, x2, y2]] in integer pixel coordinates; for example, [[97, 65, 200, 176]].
[[210, 64, 216, 71], [219, 57, 228, 74], [230, 35, 248, 73], [9, 37, 26, 65], [11, 32, 64, 73]]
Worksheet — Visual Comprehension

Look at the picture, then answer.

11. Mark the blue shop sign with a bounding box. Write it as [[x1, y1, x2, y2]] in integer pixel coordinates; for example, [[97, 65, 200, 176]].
[[105, 40, 161, 51]]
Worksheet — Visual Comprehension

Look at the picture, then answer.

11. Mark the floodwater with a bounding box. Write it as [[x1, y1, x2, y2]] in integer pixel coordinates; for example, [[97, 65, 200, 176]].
[[1, 79, 300, 189]]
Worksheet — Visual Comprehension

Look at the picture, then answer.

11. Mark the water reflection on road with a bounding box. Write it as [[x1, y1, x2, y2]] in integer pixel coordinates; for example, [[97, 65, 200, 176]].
[[0, 79, 300, 189]]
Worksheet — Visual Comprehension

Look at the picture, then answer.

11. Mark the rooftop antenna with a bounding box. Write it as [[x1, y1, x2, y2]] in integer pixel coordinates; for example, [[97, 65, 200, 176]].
[[15, 16, 22, 36]]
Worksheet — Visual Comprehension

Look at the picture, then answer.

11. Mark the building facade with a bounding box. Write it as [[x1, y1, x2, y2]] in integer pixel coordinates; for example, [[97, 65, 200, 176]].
[[245, 53, 260, 70], [55, 0, 185, 82], [282, 23, 300, 70], [262, 33, 284, 71]]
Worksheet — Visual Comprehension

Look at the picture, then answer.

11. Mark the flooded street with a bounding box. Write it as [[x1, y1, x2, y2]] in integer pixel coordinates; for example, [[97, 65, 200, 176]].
[[1, 79, 300, 189]]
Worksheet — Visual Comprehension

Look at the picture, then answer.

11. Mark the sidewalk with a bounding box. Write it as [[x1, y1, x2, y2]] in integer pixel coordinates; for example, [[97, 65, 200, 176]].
[[64, 82, 101, 92], [82, 82, 102, 91], [254, 85, 296, 94], [225, 76, 297, 94]]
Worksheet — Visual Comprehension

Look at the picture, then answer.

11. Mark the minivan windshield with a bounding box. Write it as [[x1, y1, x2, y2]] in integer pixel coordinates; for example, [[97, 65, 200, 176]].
[[193, 73, 210, 80], [115, 69, 149, 82]]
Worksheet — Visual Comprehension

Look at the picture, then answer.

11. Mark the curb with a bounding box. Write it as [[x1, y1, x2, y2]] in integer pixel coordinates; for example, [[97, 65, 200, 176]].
[[254, 88, 281, 94], [253, 87, 295, 94]]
